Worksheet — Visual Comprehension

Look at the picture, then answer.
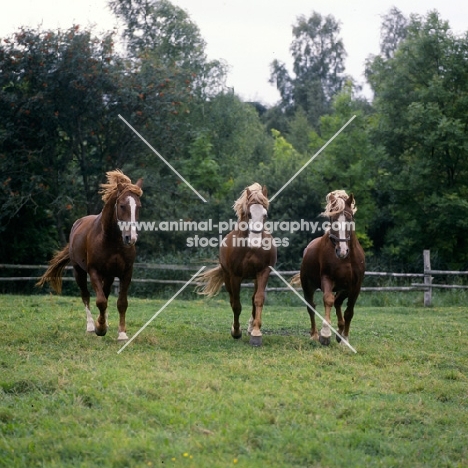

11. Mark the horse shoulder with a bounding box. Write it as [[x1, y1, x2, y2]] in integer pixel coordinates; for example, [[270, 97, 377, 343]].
[[303, 236, 322, 258]]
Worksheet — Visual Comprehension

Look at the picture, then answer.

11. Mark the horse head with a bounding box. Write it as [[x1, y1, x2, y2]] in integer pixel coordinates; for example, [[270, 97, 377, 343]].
[[115, 178, 143, 246], [326, 192, 355, 260], [246, 185, 268, 234]]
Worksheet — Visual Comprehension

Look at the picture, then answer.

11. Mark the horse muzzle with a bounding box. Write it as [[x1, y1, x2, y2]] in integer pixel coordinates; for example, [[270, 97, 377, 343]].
[[330, 234, 350, 259], [123, 231, 138, 246], [335, 246, 349, 259]]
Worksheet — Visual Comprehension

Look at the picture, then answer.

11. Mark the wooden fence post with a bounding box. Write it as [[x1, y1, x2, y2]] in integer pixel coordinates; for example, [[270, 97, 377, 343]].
[[423, 250, 432, 307]]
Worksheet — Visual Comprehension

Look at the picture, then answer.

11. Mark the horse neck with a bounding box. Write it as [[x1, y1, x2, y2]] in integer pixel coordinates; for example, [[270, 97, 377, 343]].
[[100, 192, 120, 237], [236, 214, 249, 237]]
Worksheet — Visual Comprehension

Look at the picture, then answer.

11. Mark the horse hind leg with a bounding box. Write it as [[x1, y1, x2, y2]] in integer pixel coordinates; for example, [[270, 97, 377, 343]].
[[302, 281, 319, 342], [88, 269, 108, 337], [334, 291, 347, 343], [341, 293, 358, 345], [73, 266, 94, 333]]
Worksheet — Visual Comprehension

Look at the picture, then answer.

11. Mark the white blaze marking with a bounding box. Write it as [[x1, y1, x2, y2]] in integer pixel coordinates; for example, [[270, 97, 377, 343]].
[[338, 214, 347, 254], [128, 196, 138, 243], [248, 204, 267, 246]]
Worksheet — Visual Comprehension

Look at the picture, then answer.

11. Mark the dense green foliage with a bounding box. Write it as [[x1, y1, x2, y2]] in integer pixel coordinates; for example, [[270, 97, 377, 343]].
[[1, 3, 468, 272]]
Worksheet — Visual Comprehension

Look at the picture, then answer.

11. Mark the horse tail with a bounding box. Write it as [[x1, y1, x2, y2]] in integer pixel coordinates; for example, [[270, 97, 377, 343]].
[[36, 245, 71, 294], [196, 265, 225, 297], [290, 272, 301, 287]]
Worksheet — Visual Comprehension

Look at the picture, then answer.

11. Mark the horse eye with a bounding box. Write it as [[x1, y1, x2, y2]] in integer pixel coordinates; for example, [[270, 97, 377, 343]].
[[248, 213, 252, 219]]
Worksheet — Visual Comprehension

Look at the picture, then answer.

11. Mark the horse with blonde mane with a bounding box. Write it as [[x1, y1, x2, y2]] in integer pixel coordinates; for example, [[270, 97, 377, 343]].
[[197, 183, 277, 346], [37, 170, 143, 341], [292, 190, 365, 346]]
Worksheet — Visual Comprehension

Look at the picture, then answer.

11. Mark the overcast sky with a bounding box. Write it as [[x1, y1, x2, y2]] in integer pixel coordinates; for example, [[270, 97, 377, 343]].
[[1, 0, 467, 105]]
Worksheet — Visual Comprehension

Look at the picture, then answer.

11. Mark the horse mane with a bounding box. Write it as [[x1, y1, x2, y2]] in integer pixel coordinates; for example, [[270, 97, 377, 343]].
[[99, 169, 143, 203], [321, 190, 357, 217], [233, 182, 269, 221]]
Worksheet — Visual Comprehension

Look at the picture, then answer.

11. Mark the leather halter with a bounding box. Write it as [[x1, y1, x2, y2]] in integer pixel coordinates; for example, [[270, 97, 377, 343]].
[[329, 233, 350, 244]]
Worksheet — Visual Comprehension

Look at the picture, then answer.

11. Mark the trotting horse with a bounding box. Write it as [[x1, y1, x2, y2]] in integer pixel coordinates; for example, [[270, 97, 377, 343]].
[[293, 190, 365, 346], [37, 170, 143, 341], [197, 183, 277, 346]]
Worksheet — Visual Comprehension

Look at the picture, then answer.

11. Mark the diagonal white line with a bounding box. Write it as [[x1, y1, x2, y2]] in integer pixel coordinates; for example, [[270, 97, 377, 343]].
[[269, 115, 356, 202], [118, 114, 207, 203], [117, 266, 206, 354], [269, 266, 357, 353]]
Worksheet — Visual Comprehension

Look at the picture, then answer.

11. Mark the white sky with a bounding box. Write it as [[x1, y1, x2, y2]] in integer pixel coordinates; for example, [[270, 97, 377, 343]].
[[1, 0, 467, 105]]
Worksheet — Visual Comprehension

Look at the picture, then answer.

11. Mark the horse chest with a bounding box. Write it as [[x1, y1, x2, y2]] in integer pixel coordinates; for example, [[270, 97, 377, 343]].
[[322, 261, 355, 289]]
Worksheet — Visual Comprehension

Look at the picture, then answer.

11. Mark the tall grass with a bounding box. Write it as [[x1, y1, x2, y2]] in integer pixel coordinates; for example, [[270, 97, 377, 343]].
[[0, 293, 467, 467]]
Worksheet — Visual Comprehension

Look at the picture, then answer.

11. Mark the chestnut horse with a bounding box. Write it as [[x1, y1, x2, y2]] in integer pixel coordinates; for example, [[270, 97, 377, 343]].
[[293, 191, 365, 346], [197, 183, 277, 346], [37, 170, 143, 341]]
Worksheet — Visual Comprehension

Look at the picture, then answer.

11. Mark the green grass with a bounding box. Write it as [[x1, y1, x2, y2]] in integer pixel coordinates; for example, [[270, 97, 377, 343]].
[[0, 292, 467, 467]]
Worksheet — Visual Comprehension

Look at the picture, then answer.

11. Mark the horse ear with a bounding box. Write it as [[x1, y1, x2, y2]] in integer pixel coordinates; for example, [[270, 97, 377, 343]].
[[346, 193, 354, 206], [136, 178, 143, 188], [246, 188, 251, 199], [262, 185, 268, 197], [117, 182, 125, 193]]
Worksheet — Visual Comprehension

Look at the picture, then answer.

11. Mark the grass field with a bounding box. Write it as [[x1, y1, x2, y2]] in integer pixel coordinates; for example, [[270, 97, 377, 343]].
[[0, 291, 467, 467]]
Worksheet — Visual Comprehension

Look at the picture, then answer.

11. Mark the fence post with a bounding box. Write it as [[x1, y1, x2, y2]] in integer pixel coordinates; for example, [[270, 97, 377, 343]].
[[423, 250, 432, 307]]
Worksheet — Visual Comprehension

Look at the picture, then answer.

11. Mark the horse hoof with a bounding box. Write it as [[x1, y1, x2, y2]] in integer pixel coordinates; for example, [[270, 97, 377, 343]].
[[319, 335, 331, 346], [95, 328, 108, 337], [336, 335, 342, 343], [249, 335, 262, 347], [231, 326, 242, 339], [339, 337, 349, 346], [117, 332, 129, 341]]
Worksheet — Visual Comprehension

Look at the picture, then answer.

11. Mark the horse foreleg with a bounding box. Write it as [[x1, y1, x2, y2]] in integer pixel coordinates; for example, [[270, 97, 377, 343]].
[[89, 269, 108, 337], [116, 272, 132, 341], [249, 269, 270, 347], [248, 283, 256, 336], [73, 266, 94, 333], [334, 291, 347, 343], [226, 275, 242, 339], [320, 277, 334, 346]]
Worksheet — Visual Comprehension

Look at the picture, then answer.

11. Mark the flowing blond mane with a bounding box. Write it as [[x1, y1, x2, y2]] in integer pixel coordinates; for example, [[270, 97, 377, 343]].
[[99, 169, 143, 203], [321, 190, 357, 217], [233, 183, 269, 221]]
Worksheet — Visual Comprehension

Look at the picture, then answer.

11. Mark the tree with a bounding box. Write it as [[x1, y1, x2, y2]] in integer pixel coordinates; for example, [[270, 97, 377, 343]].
[[108, 0, 226, 99], [366, 11, 468, 268], [269, 11, 347, 129], [0, 26, 129, 261], [379, 7, 409, 59]]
